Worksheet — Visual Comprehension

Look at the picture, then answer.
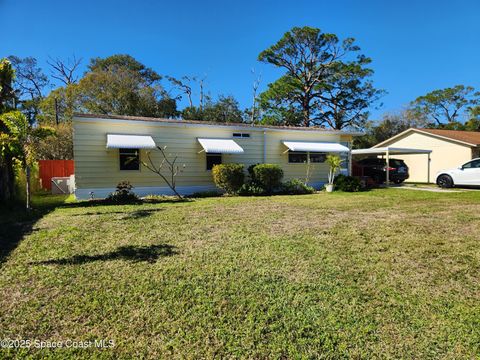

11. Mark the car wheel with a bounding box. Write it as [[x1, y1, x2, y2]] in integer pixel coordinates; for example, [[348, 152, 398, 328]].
[[437, 174, 453, 188], [394, 179, 404, 184]]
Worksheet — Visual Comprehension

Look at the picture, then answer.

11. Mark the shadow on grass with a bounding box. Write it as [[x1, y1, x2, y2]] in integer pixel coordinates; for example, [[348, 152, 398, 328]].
[[32, 244, 178, 265], [69, 208, 165, 219], [0, 194, 68, 267], [60, 197, 193, 209]]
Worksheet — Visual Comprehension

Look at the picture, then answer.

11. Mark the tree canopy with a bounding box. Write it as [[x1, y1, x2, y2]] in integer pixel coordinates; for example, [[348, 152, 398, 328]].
[[76, 54, 177, 118], [408, 85, 479, 127], [7, 56, 48, 123], [182, 95, 243, 123], [258, 26, 383, 129]]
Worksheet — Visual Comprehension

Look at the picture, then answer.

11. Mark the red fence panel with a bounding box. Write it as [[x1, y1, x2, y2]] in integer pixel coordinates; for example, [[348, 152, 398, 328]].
[[38, 160, 74, 190]]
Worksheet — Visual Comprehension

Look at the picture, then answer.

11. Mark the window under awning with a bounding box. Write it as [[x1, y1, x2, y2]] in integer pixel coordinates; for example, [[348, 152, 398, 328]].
[[282, 141, 350, 153], [197, 138, 244, 154], [106, 134, 156, 149]]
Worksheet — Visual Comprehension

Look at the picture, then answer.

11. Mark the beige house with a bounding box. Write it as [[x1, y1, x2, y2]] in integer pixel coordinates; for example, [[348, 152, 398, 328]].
[[73, 114, 357, 199], [373, 128, 480, 183]]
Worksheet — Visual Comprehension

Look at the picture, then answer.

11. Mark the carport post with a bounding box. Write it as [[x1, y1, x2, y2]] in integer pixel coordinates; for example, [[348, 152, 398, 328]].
[[386, 149, 390, 186], [427, 153, 431, 183]]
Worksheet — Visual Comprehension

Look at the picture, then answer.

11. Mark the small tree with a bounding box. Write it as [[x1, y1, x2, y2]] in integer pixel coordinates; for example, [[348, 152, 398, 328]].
[[141, 146, 185, 199], [326, 154, 343, 186], [0, 111, 55, 209]]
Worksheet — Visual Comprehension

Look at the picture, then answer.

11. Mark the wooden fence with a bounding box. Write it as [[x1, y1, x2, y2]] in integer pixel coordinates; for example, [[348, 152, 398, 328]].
[[38, 160, 74, 191]]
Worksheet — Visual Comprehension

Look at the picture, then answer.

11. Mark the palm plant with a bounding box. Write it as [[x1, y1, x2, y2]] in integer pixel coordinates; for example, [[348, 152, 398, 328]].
[[326, 154, 343, 186], [0, 111, 55, 209]]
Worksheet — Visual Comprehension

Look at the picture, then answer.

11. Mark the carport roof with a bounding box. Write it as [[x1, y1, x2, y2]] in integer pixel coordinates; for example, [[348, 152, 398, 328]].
[[352, 147, 432, 155]]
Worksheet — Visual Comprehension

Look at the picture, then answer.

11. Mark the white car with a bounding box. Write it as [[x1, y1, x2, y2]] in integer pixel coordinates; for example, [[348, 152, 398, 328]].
[[436, 158, 480, 188]]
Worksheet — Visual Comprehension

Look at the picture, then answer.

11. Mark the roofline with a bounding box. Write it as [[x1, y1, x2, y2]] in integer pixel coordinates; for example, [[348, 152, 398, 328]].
[[73, 113, 363, 136], [373, 128, 479, 148], [352, 147, 432, 155]]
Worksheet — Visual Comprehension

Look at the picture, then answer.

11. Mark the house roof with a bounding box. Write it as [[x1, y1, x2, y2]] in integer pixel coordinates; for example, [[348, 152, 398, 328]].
[[374, 127, 480, 148], [73, 113, 363, 135], [414, 128, 480, 146]]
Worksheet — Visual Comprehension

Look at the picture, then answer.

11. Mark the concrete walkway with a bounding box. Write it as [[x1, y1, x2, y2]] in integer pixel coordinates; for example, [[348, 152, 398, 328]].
[[393, 185, 462, 193]]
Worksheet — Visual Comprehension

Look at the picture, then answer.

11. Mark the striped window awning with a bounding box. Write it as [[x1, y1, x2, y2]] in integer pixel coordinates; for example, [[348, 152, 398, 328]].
[[106, 134, 156, 149], [197, 138, 244, 154], [282, 141, 349, 153]]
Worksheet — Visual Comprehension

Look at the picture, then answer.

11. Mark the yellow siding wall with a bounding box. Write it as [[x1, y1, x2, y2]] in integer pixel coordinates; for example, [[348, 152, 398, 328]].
[[73, 117, 351, 197], [264, 130, 348, 183], [378, 132, 473, 183]]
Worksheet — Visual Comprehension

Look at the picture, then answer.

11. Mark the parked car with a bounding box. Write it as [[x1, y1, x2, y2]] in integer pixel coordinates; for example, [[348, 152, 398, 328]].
[[436, 158, 480, 188], [355, 158, 409, 184]]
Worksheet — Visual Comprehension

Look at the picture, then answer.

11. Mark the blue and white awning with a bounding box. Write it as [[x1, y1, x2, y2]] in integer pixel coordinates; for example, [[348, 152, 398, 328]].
[[282, 141, 349, 153], [197, 138, 244, 154], [106, 134, 156, 149]]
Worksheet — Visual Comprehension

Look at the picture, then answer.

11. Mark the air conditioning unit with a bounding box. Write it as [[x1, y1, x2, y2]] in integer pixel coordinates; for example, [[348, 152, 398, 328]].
[[51, 176, 75, 194]]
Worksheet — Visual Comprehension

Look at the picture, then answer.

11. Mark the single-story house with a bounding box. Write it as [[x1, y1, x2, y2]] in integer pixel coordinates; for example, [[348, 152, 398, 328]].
[[73, 114, 358, 199], [372, 128, 480, 183]]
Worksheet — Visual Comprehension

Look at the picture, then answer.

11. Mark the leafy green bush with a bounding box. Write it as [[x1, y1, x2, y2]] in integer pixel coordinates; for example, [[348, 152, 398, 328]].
[[106, 181, 141, 204], [247, 163, 259, 181], [143, 194, 188, 203], [251, 164, 284, 194], [238, 183, 265, 196], [280, 179, 315, 195], [211, 163, 245, 194], [334, 174, 361, 192], [188, 190, 221, 198]]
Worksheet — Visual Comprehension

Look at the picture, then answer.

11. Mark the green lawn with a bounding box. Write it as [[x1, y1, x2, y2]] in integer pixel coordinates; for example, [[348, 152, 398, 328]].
[[1, 190, 479, 359]]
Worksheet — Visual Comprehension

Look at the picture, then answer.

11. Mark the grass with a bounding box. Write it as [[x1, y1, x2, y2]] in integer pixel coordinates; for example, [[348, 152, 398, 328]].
[[0, 189, 479, 359]]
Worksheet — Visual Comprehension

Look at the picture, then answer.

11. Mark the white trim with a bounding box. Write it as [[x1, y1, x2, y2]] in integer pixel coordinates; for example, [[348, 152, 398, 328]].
[[373, 128, 477, 148], [75, 185, 218, 200]]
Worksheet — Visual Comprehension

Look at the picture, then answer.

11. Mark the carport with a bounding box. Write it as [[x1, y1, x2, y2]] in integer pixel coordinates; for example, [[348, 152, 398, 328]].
[[351, 147, 432, 185]]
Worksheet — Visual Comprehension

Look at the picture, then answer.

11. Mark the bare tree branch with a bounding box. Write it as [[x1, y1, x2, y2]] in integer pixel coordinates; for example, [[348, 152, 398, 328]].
[[47, 55, 82, 86]]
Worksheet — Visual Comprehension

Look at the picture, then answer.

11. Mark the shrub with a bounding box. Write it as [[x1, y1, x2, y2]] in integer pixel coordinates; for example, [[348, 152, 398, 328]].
[[251, 164, 284, 194], [188, 190, 221, 198], [238, 183, 265, 196], [211, 163, 245, 194], [247, 163, 259, 181], [281, 179, 315, 195], [106, 181, 141, 204], [143, 194, 188, 203], [334, 174, 361, 192]]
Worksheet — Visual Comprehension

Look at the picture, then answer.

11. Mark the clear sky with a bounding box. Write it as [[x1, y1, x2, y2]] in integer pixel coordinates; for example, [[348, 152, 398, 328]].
[[1, 0, 479, 120]]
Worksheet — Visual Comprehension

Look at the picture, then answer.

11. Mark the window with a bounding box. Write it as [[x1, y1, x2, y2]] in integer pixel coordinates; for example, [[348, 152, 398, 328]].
[[233, 133, 250, 138], [119, 148, 140, 170], [463, 159, 480, 169], [288, 152, 308, 163], [288, 152, 327, 163], [309, 153, 327, 163], [206, 153, 222, 170]]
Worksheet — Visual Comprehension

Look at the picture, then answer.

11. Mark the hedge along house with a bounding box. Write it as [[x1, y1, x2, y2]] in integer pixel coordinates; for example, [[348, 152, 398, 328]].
[[73, 114, 358, 199]]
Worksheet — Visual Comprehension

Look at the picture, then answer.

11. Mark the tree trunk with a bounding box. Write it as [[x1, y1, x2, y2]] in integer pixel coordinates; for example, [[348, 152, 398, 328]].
[[25, 165, 31, 210], [302, 106, 310, 127], [0, 153, 15, 204], [199, 80, 204, 111], [302, 96, 311, 127]]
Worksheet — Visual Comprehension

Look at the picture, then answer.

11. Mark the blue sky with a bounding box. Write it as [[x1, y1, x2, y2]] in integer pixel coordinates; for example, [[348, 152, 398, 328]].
[[1, 0, 480, 119]]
